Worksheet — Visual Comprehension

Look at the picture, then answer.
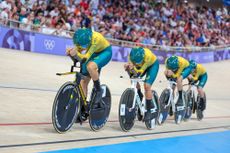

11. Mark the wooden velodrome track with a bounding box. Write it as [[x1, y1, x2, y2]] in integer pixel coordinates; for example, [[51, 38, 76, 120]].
[[0, 48, 230, 153]]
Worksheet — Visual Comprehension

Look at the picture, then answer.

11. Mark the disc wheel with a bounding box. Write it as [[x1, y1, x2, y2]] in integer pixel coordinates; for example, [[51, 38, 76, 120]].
[[89, 84, 111, 131], [145, 90, 159, 130], [52, 82, 80, 133], [158, 89, 170, 125], [118, 88, 136, 132]]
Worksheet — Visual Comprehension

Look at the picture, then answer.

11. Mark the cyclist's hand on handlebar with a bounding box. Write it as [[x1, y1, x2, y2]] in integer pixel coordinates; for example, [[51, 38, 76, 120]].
[[66, 47, 71, 55], [124, 63, 134, 71], [66, 47, 77, 56], [165, 69, 174, 76]]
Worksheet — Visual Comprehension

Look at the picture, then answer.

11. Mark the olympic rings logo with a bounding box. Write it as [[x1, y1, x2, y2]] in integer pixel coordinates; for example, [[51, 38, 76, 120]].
[[44, 39, 55, 50]]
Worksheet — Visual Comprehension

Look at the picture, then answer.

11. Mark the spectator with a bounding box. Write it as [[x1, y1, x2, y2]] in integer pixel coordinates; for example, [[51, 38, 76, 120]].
[[0, 7, 9, 24], [80, 12, 91, 28], [49, 7, 59, 17], [0, 0, 12, 10], [0, 0, 228, 47]]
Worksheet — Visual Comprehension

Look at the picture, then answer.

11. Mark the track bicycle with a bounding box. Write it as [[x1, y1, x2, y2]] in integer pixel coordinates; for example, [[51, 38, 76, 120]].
[[184, 82, 206, 121], [158, 78, 187, 125], [52, 57, 111, 133], [118, 76, 159, 131]]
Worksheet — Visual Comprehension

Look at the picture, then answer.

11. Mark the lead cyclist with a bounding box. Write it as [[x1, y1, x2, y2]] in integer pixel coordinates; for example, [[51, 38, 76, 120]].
[[66, 28, 112, 108]]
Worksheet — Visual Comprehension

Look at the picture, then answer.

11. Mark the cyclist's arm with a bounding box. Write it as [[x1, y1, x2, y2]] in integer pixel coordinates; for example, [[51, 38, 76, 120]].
[[134, 63, 149, 75], [76, 35, 100, 61], [76, 45, 95, 60], [172, 66, 183, 78]]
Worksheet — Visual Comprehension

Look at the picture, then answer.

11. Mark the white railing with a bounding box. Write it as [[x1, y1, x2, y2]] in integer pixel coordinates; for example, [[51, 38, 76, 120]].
[[0, 18, 229, 52]]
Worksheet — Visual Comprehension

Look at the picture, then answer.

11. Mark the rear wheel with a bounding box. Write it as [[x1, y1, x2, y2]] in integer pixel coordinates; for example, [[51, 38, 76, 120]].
[[89, 84, 111, 131], [118, 88, 136, 132], [158, 89, 171, 125], [196, 93, 206, 121], [184, 90, 193, 121], [52, 82, 80, 133], [174, 91, 186, 124], [145, 90, 159, 130]]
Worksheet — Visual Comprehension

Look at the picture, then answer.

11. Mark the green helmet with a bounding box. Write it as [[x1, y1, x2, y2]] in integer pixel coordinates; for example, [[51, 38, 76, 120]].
[[189, 60, 197, 69], [130, 47, 145, 64], [73, 28, 92, 48], [166, 56, 179, 71]]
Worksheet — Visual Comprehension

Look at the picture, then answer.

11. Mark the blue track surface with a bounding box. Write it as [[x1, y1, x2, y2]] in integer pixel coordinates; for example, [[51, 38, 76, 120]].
[[43, 131, 230, 153]]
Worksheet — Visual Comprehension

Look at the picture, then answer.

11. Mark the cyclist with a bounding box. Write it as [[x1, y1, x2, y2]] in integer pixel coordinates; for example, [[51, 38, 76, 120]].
[[188, 60, 208, 111], [66, 28, 112, 107], [124, 47, 159, 121], [164, 56, 192, 107]]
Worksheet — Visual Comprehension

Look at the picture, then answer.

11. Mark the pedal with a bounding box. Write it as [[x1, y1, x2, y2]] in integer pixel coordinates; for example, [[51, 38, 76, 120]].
[[81, 112, 88, 122]]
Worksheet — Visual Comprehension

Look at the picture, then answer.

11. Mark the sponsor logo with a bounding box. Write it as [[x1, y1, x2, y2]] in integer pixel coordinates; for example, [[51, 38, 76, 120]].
[[44, 39, 55, 50], [157, 55, 164, 61], [203, 55, 213, 60], [62, 85, 74, 93]]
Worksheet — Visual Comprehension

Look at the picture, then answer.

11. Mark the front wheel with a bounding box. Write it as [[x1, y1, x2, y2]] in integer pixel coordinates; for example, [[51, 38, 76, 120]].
[[89, 84, 111, 131], [158, 89, 171, 125], [145, 90, 159, 130], [119, 88, 136, 132], [52, 82, 80, 133]]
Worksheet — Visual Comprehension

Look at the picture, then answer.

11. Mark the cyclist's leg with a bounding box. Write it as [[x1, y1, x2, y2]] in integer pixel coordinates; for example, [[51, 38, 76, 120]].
[[80, 62, 92, 96], [143, 60, 159, 121], [197, 73, 208, 111], [87, 46, 112, 103], [177, 66, 192, 106], [136, 82, 143, 101], [187, 74, 194, 90], [80, 77, 91, 97]]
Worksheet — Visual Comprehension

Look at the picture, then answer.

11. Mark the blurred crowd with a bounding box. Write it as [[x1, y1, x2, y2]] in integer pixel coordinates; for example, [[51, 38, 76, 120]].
[[0, 0, 229, 47]]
